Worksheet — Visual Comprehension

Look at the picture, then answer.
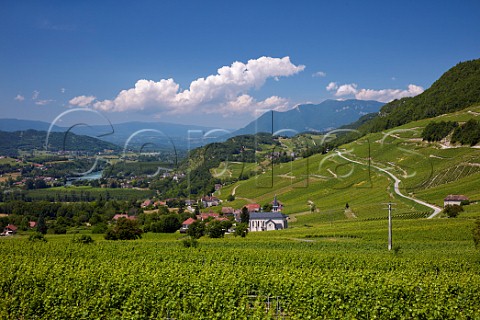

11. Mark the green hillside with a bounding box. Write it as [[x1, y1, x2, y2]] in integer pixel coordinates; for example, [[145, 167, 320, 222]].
[[216, 104, 480, 222], [357, 59, 480, 133]]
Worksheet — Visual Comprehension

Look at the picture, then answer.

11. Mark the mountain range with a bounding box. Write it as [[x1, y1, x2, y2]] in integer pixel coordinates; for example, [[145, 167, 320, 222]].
[[0, 119, 217, 150], [1, 99, 383, 148], [233, 99, 384, 136]]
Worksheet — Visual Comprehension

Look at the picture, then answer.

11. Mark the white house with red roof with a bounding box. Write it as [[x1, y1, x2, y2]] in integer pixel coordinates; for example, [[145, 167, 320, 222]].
[[2, 224, 18, 236], [180, 217, 196, 233]]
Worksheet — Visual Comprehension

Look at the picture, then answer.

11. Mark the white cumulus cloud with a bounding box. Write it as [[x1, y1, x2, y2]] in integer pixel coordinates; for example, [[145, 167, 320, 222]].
[[355, 84, 424, 102], [328, 82, 424, 102], [336, 83, 358, 96], [14, 94, 25, 101], [69, 95, 97, 107], [326, 82, 338, 91], [313, 71, 327, 77], [70, 56, 304, 116], [224, 95, 290, 116]]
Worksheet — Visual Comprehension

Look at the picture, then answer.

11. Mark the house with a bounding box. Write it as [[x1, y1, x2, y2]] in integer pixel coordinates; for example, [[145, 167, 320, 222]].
[[244, 203, 261, 213], [221, 207, 234, 215], [180, 217, 196, 233], [215, 184, 223, 191], [28, 221, 37, 229], [154, 200, 167, 207], [198, 212, 220, 221], [185, 199, 196, 206], [201, 196, 220, 207], [249, 212, 288, 232], [141, 199, 154, 208], [444, 195, 469, 207], [2, 224, 18, 236]]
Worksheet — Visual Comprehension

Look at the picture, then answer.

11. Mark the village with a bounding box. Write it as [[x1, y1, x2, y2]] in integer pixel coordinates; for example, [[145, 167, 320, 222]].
[[2, 193, 469, 237]]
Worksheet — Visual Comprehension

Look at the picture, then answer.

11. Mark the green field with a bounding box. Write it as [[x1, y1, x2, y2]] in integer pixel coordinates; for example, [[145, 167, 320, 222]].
[[1, 214, 480, 319]]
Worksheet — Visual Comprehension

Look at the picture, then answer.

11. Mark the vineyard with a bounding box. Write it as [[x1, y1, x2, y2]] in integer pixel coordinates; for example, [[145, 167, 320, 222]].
[[1, 216, 480, 319]]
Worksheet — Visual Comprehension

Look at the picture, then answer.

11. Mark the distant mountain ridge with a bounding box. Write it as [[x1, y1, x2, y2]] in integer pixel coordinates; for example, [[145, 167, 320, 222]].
[[233, 99, 384, 136], [0, 119, 62, 132], [0, 119, 219, 150], [0, 130, 121, 157]]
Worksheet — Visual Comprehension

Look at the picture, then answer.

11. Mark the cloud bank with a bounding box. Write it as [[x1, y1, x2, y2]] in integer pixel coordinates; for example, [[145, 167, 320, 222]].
[[69, 56, 304, 116], [326, 82, 424, 102]]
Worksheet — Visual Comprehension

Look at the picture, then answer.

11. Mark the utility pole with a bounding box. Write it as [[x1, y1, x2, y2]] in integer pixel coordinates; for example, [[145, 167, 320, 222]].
[[388, 202, 392, 251], [382, 202, 395, 251]]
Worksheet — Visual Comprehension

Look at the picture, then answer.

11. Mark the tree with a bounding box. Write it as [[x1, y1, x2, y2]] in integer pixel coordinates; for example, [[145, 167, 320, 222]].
[[240, 207, 250, 224], [149, 215, 181, 233], [227, 194, 235, 202], [444, 205, 463, 218], [105, 217, 143, 240], [187, 220, 205, 239], [206, 220, 232, 238], [234, 223, 249, 238], [36, 215, 48, 235]]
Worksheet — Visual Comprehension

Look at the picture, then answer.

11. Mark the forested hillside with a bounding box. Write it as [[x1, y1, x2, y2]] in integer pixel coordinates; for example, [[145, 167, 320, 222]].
[[357, 59, 480, 133]]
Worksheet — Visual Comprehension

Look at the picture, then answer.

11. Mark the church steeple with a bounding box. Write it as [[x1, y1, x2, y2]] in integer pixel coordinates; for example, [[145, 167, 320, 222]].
[[272, 194, 279, 212]]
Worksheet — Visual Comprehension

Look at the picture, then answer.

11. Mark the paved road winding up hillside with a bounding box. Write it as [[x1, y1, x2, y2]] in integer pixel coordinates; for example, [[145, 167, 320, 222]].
[[336, 151, 442, 219]]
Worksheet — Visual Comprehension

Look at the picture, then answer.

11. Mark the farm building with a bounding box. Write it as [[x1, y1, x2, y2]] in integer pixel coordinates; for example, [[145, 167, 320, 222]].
[[444, 195, 469, 207]]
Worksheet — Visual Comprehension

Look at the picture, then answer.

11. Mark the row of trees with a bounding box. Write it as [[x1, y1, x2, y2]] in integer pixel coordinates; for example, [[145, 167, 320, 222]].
[[186, 219, 247, 239], [451, 119, 480, 146], [422, 121, 458, 142]]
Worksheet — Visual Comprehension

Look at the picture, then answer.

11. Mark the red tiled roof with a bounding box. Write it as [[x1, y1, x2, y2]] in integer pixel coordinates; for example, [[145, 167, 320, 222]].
[[245, 204, 261, 211], [5, 224, 17, 231], [29, 221, 37, 228], [182, 217, 196, 225], [141, 199, 153, 207]]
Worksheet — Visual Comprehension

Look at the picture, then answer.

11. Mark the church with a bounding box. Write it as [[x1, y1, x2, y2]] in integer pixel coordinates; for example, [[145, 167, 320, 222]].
[[248, 196, 288, 232]]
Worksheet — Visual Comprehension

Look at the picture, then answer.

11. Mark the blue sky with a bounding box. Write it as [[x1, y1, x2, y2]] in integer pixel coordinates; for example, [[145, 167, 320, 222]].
[[1, 0, 480, 129]]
